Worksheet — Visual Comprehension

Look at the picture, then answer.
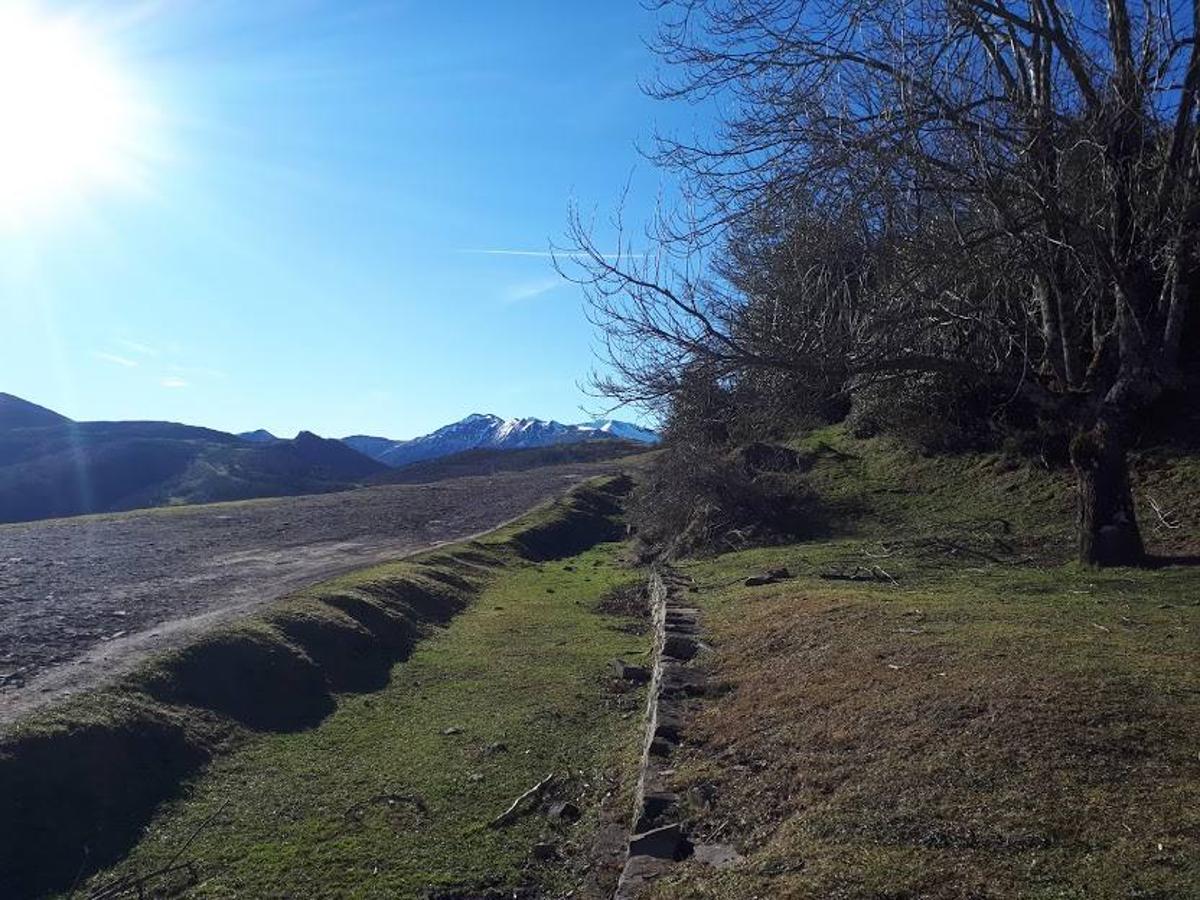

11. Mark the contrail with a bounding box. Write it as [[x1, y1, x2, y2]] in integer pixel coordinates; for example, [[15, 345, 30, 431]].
[[456, 249, 642, 259]]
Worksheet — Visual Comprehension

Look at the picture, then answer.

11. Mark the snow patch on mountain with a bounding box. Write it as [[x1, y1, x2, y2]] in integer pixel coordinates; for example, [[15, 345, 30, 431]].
[[577, 419, 661, 444], [343, 414, 658, 468]]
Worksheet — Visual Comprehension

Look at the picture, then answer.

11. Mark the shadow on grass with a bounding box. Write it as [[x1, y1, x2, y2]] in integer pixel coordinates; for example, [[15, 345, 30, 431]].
[[0, 704, 210, 899], [139, 628, 337, 732], [1148, 553, 1200, 568]]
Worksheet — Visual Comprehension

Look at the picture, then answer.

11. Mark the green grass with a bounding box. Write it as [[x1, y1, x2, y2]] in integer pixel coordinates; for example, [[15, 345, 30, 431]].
[[790, 425, 1199, 561], [0, 477, 640, 898], [77, 543, 648, 898], [638, 429, 1200, 900]]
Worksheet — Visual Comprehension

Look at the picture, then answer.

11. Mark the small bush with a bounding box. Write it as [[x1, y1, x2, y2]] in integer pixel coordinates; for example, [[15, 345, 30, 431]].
[[846, 374, 997, 453], [630, 442, 816, 558]]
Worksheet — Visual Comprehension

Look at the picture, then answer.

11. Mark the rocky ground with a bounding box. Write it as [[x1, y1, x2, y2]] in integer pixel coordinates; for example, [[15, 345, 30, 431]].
[[0, 464, 618, 727]]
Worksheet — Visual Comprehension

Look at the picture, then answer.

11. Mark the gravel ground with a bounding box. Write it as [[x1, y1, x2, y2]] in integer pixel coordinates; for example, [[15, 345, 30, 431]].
[[0, 465, 614, 727]]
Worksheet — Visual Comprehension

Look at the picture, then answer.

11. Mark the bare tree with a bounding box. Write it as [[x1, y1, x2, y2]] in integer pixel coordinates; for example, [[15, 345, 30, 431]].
[[567, 0, 1199, 566]]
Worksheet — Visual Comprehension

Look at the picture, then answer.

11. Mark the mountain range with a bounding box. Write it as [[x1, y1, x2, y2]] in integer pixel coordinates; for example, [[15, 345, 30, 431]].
[[342, 414, 658, 468], [0, 394, 655, 524]]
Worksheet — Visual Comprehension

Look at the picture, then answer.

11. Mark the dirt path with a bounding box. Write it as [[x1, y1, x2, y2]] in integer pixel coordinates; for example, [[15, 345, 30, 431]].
[[0, 465, 614, 728]]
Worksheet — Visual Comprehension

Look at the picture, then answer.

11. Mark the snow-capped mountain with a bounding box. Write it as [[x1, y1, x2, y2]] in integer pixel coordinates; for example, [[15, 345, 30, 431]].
[[577, 419, 660, 444], [343, 413, 658, 468]]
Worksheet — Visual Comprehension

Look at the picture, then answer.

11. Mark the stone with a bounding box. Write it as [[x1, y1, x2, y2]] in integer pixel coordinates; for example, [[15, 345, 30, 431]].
[[662, 634, 699, 660], [649, 736, 674, 757], [767, 566, 792, 579], [660, 665, 707, 698], [628, 822, 689, 860], [639, 764, 672, 797], [548, 800, 581, 822], [531, 842, 557, 861], [636, 792, 677, 832], [441, 725, 463, 736], [611, 658, 651, 684], [664, 625, 699, 639], [615, 855, 676, 900], [744, 574, 776, 587], [693, 843, 743, 869], [653, 715, 682, 743]]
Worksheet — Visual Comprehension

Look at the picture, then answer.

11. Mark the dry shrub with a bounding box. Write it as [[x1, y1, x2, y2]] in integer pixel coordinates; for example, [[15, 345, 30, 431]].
[[846, 374, 997, 453], [630, 443, 816, 558]]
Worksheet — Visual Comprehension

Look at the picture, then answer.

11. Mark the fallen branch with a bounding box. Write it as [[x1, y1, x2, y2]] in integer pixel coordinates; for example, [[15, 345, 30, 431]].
[[1147, 495, 1182, 531], [86, 800, 229, 899], [488, 773, 556, 829], [923, 537, 1007, 564], [819, 565, 898, 585], [87, 862, 199, 900], [862, 542, 897, 560]]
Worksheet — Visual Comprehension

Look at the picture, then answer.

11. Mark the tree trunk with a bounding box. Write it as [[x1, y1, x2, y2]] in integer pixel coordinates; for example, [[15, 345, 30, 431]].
[[1070, 424, 1144, 567]]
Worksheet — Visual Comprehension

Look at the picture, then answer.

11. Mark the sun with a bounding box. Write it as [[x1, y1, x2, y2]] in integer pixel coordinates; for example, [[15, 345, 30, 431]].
[[0, 5, 144, 226]]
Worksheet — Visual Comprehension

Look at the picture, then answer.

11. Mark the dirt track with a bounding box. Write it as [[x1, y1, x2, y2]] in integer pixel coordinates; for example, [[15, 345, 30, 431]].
[[0, 465, 614, 728]]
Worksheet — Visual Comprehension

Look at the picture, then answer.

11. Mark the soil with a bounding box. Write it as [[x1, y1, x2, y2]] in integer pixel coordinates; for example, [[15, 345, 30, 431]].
[[0, 463, 617, 728]]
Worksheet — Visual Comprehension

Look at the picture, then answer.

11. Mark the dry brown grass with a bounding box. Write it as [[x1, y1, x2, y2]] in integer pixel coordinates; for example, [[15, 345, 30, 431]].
[[643, 429, 1200, 899], [653, 570, 1200, 899]]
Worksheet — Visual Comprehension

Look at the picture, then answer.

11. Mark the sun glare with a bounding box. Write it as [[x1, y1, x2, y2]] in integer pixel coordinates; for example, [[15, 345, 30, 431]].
[[0, 5, 145, 226]]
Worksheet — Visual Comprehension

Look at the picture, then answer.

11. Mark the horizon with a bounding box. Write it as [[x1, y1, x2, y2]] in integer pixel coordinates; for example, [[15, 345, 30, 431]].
[[0, 1, 685, 438], [2, 388, 653, 442]]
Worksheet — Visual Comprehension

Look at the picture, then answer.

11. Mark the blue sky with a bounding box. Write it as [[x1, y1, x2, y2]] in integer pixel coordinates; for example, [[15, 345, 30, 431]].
[[0, 1, 689, 438]]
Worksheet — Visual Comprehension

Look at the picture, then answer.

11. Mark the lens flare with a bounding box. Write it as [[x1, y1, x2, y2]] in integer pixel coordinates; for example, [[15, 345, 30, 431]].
[[0, 5, 146, 226]]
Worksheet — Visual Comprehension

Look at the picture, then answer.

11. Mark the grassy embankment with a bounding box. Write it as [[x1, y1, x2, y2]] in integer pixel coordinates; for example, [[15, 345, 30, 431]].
[[1, 476, 650, 899], [646, 427, 1200, 899]]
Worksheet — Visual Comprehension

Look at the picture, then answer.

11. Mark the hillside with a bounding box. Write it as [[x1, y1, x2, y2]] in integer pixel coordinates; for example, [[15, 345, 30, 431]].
[[238, 428, 278, 443], [0, 397, 658, 524], [0, 393, 70, 430], [372, 438, 652, 485], [628, 428, 1200, 898], [0, 398, 386, 523]]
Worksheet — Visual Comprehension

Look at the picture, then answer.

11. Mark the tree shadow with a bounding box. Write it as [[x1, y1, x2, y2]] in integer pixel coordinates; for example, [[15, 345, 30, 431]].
[[1146, 554, 1200, 568]]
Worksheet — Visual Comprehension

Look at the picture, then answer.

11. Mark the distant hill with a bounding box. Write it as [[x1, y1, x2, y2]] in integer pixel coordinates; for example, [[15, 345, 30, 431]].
[[346, 413, 658, 468], [341, 434, 403, 461], [0, 397, 386, 524], [372, 439, 651, 485], [0, 397, 654, 524], [0, 393, 71, 430], [238, 429, 279, 443]]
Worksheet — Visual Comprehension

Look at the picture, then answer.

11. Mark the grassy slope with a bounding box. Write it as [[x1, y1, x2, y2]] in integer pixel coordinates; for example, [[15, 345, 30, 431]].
[[647, 428, 1200, 900], [75, 544, 648, 898]]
